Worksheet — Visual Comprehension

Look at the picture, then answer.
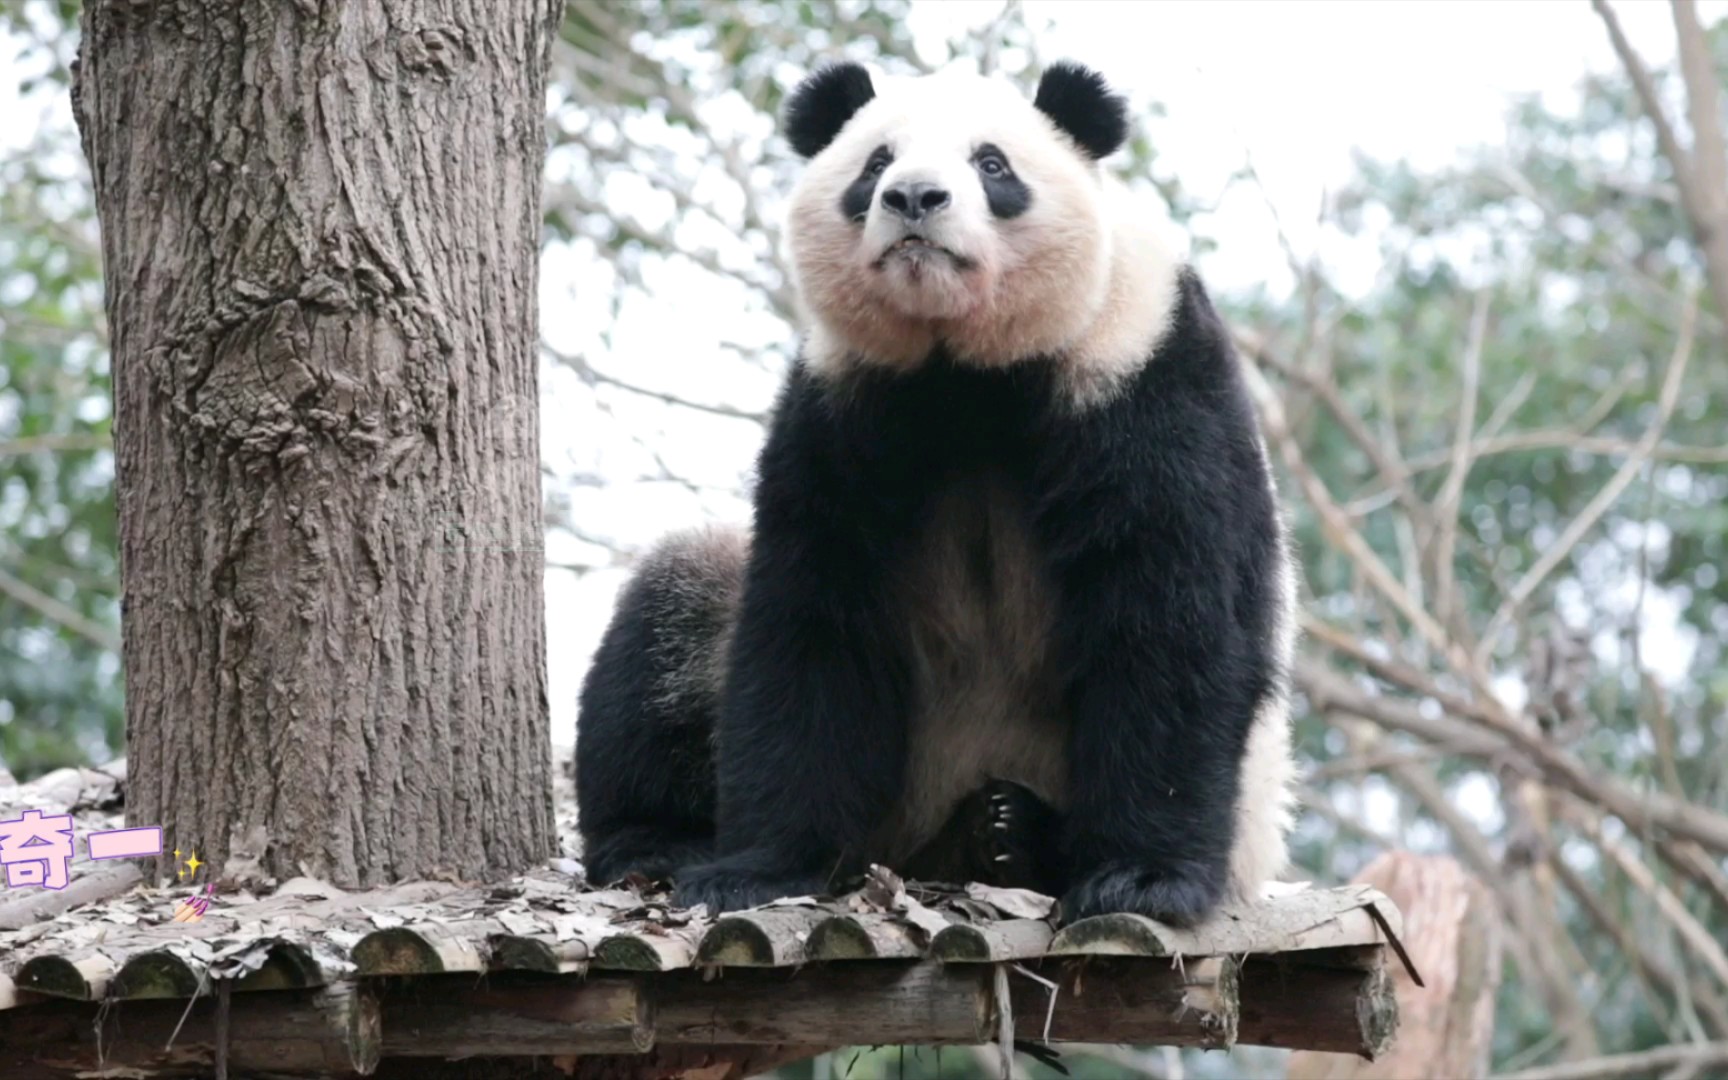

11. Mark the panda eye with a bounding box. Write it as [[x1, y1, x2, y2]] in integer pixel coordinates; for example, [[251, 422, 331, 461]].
[[975, 152, 1011, 178], [864, 148, 893, 177]]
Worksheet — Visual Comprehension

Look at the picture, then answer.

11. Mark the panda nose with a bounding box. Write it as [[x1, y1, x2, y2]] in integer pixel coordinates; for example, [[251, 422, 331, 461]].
[[881, 181, 951, 223]]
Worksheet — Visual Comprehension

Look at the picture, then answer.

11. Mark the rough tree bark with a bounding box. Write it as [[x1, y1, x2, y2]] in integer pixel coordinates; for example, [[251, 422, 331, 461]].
[[70, 0, 563, 886]]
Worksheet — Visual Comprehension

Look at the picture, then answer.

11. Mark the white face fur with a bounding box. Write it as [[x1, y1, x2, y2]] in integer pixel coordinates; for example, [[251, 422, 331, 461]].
[[786, 64, 1182, 403]]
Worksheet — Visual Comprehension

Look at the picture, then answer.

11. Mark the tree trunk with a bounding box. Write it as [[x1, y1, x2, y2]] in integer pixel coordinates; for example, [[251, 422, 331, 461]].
[[70, 0, 562, 887]]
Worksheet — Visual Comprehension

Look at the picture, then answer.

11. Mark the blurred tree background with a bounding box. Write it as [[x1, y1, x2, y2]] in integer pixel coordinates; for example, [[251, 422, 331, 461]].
[[3, 1, 1726, 1076]]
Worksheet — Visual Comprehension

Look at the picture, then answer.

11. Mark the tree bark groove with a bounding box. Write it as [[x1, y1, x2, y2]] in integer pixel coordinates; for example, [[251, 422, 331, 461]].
[[72, 0, 563, 886]]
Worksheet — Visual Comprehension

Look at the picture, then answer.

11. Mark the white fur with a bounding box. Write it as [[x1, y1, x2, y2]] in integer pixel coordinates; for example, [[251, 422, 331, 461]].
[[1229, 527, 1300, 900], [787, 66, 1181, 403]]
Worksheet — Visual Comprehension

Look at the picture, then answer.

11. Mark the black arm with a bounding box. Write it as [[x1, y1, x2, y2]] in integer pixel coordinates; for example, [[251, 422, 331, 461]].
[[674, 366, 920, 912], [1034, 272, 1284, 926]]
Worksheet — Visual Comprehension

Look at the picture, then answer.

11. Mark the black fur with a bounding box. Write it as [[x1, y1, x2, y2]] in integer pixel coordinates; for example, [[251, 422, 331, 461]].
[[575, 538, 728, 885], [784, 62, 876, 159], [578, 271, 1286, 927], [975, 143, 1031, 219], [1033, 61, 1129, 160], [841, 146, 893, 223]]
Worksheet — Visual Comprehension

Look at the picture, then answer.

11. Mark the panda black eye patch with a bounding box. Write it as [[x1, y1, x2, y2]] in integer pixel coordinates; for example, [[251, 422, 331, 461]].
[[973, 143, 1030, 219], [841, 146, 894, 224]]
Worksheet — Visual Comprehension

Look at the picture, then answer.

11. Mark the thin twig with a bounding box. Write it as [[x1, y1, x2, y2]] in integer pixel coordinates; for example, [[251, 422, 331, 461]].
[[0, 564, 121, 651], [1478, 287, 1698, 665], [1432, 291, 1490, 634], [1496, 1040, 1728, 1080]]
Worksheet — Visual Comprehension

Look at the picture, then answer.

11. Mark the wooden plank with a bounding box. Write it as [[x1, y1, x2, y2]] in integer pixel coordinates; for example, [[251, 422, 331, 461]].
[[930, 919, 1054, 962], [0, 864, 142, 931], [353, 924, 484, 975], [655, 962, 993, 1046], [695, 909, 830, 967], [805, 914, 924, 960], [380, 975, 654, 1056], [487, 934, 590, 974], [1239, 946, 1399, 1059], [595, 932, 697, 972], [0, 983, 380, 1077], [114, 948, 204, 1000], [14, 952, 117, 1002], [0, 953, 1396, 1075], [231, 939, 328, 992], [1287, 853, 1496, 1077], [1007, 956, 1239, 1049], [1049, 885, 1398, 958]]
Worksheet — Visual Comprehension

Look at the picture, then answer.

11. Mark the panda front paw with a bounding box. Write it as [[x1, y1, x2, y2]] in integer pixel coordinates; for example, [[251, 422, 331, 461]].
[[673, 857, 827, 915], [1060, 862, 1225, 928]]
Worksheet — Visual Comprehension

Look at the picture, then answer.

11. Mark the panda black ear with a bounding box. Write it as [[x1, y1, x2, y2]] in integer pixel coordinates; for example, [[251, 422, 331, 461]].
[[783, 62, 876, 159], [1033, 61, 1129, 160]]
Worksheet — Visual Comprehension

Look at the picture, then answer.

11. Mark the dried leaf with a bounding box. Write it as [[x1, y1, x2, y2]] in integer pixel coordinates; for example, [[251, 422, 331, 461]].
[[361, 908, 406, 930], [897, 894, 951, 939], [324, 929, 365, 950], [964, 884, 1056, 920]]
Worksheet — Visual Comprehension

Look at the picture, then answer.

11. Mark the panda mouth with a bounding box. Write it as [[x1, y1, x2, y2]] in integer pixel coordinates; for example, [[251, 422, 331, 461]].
[[876, 235, 974, 270]]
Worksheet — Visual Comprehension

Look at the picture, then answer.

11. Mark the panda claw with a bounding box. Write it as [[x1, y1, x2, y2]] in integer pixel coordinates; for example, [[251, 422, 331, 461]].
[[994, 853, 1011, 863]]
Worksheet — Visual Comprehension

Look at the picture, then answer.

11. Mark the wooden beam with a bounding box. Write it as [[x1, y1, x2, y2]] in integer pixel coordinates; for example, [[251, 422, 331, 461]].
[[0, 983, 380, 1078], [1285, 853, 1497, 1077], [0, 953, 1397, 1077], [1242, 947, 1398, 1060]]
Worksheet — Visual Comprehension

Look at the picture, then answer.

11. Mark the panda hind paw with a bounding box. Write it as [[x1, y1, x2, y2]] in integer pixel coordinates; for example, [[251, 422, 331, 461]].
[[672, 858, 827, 915], [1060, 862, 1224, 928]]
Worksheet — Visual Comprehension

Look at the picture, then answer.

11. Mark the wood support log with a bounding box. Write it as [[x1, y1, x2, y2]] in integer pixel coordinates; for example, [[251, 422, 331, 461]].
[[379, 976, 653, 1055], [931, 919, 1055, 961], [694, 910, 830, 967], [0, 984, 380, 1079], [0, 951, 1399, 1077], [805, 915, 925, 960], [0, 864, 141, 932], [1286, 853, 1498, 1078], [1243, 947, 1397, 1058]]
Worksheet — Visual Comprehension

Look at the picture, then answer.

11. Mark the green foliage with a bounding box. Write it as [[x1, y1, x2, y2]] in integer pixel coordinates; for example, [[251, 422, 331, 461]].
[[0, 1, 119, 778], [1246, 18, 1728, 1064]]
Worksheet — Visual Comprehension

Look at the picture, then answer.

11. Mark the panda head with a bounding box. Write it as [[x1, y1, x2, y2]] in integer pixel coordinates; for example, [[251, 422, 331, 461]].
[[783, 60, 1179, 388]]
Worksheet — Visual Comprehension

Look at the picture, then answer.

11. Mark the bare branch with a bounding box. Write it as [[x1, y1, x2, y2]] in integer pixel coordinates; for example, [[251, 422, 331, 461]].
[[1431, 292, 1490, 633], [1592, 0, 1700, 218], [1298, 657, 1728, 856], [0, 433, 113, 457], [1549, 851, 1728, 1040], [1498, 1043, 1728, 1080], [1564, 803, 1728, 994], [1594, 0, 1728, 330], [545, 346, 768, 424], [1670, 0, 1728, 328], [1478, 287, 1698, 663], [0, 564, 120, 652]]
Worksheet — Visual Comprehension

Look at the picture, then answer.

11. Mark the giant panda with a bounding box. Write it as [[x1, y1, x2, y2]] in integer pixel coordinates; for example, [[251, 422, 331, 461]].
[[575, 59, 1299, 928]]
